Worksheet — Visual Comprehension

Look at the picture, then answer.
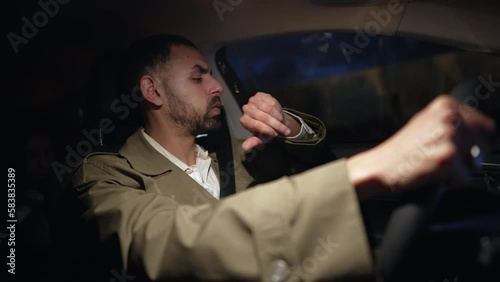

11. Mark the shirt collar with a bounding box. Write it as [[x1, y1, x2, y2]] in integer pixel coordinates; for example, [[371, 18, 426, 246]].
[[141, 128, 211, 171]]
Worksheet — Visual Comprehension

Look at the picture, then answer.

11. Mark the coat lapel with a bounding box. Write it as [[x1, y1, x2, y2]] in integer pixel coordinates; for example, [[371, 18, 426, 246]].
[[119, 129, 217, 205]]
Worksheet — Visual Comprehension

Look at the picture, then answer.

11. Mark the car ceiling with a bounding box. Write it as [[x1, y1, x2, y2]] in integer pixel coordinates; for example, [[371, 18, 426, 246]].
[[5, 0, 500, 131], [94, 0, 500, 53]]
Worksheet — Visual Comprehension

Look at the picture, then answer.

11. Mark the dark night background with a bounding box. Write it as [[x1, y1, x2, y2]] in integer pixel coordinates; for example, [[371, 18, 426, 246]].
[[3, 1, 500, 281], [3, 1, 129, 280]]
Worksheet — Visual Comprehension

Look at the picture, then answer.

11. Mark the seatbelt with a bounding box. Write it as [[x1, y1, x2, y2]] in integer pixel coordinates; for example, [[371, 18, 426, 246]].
[[196, 106, 236, 198]]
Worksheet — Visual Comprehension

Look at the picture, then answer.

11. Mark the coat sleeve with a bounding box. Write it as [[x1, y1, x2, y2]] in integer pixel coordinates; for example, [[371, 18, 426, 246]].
[[240, 109, 335, 185], [73, 155, 375, 281]]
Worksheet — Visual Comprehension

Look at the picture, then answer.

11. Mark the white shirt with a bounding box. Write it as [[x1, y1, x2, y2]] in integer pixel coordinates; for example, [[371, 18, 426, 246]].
[[141, 112, 315, 200], [283, 110, 316, 140]]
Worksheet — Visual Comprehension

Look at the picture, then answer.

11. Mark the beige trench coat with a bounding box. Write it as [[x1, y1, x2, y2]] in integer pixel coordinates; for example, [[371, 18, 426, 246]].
[[69, 112, 375, 282]]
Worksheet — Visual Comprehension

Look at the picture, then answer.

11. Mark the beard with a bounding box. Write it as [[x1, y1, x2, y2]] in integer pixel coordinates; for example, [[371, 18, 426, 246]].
[[165, 90, 221, 136]]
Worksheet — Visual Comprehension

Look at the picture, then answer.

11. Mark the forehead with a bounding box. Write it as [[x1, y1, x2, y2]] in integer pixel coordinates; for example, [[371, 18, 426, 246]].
[[167, 45, 207, 70]]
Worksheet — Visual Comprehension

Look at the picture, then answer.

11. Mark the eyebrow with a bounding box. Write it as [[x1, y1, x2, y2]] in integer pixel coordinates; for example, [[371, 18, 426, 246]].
[[192, 64, 212, 75]]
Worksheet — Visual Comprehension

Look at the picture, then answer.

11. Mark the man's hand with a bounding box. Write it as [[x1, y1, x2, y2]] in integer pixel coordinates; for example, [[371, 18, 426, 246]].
[[240, 92, 301, 151], [348, 95, 498, 199]]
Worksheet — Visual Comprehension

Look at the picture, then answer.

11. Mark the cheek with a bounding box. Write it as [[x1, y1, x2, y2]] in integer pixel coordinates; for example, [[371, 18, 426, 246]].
[[194, 99, 210, 112], [187, 87, 211, 109], [170, 80, 209, 110]]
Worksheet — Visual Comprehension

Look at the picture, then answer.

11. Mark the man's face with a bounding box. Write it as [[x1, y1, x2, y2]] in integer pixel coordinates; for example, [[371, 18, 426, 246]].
[[158, 45, 224, 135]]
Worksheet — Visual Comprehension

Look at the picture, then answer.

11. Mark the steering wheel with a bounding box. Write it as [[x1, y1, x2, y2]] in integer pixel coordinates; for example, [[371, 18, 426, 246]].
[[379, 182, 446, 281], [379, 80, 484, 281]]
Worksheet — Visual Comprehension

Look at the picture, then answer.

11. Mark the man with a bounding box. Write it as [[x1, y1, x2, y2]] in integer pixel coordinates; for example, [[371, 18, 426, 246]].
[[68, 34, 497, 282]]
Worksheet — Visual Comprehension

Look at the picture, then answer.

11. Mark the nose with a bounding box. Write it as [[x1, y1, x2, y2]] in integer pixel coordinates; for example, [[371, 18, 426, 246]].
[[209, 76, 224, 96]]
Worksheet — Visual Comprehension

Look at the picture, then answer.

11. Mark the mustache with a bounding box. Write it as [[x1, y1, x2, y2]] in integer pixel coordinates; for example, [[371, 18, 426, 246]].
[[208, 97, 221, 108]]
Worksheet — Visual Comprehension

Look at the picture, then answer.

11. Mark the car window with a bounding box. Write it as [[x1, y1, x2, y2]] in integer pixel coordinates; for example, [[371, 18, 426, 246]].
[[217, 32, 500, 145]]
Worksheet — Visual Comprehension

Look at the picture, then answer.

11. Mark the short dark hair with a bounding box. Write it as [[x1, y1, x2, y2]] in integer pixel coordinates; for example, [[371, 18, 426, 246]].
[[118, 34, 197, 95]]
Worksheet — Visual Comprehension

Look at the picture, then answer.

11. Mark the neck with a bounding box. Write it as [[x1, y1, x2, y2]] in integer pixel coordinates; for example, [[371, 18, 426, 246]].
[[144, 118, 197, 166]]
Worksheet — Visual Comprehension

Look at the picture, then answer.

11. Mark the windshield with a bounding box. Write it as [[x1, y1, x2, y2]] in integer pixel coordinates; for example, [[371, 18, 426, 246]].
[[217, 32, 500, 145]]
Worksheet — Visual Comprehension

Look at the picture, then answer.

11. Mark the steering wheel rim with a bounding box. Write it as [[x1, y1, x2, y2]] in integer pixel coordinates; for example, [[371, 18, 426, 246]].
[[379, 182, 446, 281]]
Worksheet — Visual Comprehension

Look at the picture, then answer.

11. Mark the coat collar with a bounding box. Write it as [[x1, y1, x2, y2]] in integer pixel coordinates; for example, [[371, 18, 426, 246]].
[[119, 129, 220, 178], [119, 129, 175, 176]]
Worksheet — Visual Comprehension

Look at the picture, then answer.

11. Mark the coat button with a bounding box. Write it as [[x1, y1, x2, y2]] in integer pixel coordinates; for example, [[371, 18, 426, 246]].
[[270, 259, 290, 282]]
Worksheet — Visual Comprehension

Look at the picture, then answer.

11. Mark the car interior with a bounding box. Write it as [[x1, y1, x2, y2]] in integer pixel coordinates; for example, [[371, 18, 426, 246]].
[[6, 0, 500, 281]]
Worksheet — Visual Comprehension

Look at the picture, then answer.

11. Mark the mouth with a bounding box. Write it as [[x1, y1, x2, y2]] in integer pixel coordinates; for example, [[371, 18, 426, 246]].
[[210, 98, 222, 112], [211, 105, 221, 114]]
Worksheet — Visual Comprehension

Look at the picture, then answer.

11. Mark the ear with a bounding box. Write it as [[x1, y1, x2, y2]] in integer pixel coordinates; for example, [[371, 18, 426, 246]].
[[139, 75, 164, 107]]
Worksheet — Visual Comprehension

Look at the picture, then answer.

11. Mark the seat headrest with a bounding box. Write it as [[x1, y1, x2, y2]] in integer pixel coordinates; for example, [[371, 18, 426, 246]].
[[81, 48, 142, 148]]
